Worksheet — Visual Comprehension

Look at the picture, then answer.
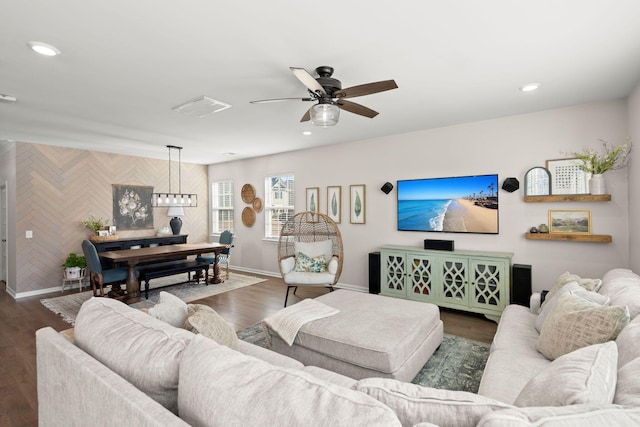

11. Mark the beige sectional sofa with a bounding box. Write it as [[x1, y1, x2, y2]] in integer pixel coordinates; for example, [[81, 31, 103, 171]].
[[37, 268, 640, 426]]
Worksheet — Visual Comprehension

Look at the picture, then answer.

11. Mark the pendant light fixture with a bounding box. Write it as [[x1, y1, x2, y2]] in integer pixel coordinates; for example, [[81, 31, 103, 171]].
[[152, 145, 198, 207]]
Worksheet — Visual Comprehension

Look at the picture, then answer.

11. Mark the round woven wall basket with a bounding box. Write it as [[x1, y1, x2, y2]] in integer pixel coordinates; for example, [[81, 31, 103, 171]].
[[241, 184, 256, 204], [252, 197, 263, 213], [242, 207, 256, 227]]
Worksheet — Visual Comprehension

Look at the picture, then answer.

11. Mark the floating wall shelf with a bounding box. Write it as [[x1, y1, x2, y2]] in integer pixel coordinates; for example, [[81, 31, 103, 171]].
[[524, 194, 611, 203], [525, 233, 612, 243]]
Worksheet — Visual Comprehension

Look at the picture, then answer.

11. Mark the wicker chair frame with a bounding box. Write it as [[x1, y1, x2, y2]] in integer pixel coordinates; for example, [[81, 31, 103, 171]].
[[277, 211, 343, 306]]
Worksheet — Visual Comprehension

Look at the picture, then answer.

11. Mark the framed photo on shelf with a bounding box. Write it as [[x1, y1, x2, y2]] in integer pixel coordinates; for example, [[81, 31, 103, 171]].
[[327, 186, 342, 223], [549, 209, 591, 235], [350, 184, 366, 224], [306, 187, 319, 213], [545, 158, 591, 195]]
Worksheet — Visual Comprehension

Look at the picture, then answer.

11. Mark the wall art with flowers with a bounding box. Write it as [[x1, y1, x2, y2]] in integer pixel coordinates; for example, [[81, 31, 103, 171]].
[[112, 184, 154, 230]]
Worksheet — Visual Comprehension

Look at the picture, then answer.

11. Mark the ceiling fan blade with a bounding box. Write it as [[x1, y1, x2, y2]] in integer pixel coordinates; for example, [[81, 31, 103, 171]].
[[250, 97, 314, 104], [336, 100, 379, 118], [290, 67, 327, 95], [300, 108, 311, 122], [334, 80, 398, 99]]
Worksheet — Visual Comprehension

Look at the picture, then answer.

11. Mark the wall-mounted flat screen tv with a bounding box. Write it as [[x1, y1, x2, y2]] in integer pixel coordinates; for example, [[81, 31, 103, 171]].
[[397, 174, 499, 234]]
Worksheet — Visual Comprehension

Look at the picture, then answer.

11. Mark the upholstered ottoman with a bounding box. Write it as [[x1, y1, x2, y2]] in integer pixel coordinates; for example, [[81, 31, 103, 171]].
[[265, 289, 443, 382]]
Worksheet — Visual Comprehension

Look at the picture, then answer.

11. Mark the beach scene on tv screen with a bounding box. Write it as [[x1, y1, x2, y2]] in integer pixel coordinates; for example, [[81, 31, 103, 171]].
[[397, 175, 499, 234]]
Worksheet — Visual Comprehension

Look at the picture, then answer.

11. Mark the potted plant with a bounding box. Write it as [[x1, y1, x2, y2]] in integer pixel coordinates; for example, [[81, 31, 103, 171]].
[[573, 139, 632, 195], [82, 215, 110, 235], [62, 253, 87, 279]]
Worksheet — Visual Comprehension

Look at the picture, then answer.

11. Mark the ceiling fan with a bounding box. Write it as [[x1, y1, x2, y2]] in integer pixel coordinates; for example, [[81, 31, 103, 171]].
[[250, 66, 398, 126]]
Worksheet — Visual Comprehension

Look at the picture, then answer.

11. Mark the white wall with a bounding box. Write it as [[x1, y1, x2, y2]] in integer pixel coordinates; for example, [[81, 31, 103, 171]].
[[210, 100, 630, 293], [628, 82, 640, 273]]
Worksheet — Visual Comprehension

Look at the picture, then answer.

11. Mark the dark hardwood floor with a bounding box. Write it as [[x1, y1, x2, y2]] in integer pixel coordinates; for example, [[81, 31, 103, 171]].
[[0, 274, 496, 427]]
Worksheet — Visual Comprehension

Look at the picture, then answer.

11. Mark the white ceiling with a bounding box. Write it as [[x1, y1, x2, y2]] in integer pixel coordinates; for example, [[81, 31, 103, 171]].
[[2, 1, 640, 164]]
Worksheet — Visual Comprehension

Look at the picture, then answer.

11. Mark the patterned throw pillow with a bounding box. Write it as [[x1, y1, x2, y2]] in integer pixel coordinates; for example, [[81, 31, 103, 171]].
[[294, 252, 327, 273]]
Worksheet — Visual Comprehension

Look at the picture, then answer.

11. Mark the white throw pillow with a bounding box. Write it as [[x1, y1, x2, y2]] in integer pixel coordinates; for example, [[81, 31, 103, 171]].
[[477, 405, 640, 427], [328, 256, 339, 274], [295, 239, 333, 263], [184, 304, 238, 349], [537, 293, 629, 360], [353, 378, 513, 427], [615, 358, 640, 405], [147, 291, 188, 328], [534, 281, 581, 332], [541, 272, 602, 312], [515, 341, 618, 407]]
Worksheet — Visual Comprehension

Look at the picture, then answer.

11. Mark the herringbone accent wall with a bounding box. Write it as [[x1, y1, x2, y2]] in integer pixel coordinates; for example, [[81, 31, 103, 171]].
[[15, 143, 208, 294]]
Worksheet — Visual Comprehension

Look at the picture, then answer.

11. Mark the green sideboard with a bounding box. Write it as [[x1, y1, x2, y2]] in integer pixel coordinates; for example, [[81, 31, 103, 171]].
[[380, 245, 513, 322]]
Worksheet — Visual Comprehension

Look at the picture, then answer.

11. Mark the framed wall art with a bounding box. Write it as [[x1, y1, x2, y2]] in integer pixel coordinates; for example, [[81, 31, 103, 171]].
[[306, 187, 319, 213], [350, 184, 366, 224], [545, 158, 591, 195], [549, 209, 591, 235], [327, 186, 342, 223], [112, 184, 154, 230]]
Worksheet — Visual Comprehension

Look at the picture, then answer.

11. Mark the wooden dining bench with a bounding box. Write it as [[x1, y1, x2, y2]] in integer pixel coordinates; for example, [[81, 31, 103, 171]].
[[137, 259, 209, 299]]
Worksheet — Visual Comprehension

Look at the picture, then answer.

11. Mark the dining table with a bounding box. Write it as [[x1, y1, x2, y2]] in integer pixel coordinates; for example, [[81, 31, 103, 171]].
[[99, 242, 229, 303]]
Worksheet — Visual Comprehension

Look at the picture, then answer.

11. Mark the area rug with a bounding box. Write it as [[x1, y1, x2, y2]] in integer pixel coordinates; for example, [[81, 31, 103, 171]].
[[41, 273, 266, 326], [236, 324, 490, 393]]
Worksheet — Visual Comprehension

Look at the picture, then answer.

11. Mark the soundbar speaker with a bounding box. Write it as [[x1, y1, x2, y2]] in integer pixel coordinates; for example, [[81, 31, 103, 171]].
[[368, 252, 381, 294], [423, 239, 455, 251], [511, 264, 532, 307]]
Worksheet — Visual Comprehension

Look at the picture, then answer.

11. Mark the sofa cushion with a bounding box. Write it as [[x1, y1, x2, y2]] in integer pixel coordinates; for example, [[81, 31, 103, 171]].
[[615, 357, 640, 405], [178, 335, 401, 427], [541, 272, 602, 311], [353, 378, 513, 427], [537, 293, 629, 360], [490, 304, 540, 354], [283, 271, 336, 285], [478, 348, 550, 405], [183, 304, 238, 349], [615, 313, 640, 368], [477, 405, 640, 427], [514, 342, 618, 407], [74, 297, 194, 414], [147, 291, 189, 328], [599, 268, 640, 319]]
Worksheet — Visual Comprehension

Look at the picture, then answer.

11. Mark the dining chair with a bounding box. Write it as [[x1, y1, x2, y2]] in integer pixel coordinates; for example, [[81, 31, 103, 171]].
[[195, 230, 234, 282], [81, 239, 137, 297]]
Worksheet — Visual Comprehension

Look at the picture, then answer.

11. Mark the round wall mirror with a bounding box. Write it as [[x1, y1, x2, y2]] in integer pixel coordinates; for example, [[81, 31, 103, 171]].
[[524, 167, 551, 196]]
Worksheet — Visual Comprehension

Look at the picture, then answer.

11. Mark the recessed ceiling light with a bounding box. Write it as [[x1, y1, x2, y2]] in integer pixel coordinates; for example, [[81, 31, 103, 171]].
[[301, 131, 312, 136], [519, 83, 541, 92], [28, 41, 61, 56], [222, 152, 236, 156]]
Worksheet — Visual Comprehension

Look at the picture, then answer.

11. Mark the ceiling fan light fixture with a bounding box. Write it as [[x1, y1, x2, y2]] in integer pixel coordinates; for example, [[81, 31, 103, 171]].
[[310, 103, 340, 127]]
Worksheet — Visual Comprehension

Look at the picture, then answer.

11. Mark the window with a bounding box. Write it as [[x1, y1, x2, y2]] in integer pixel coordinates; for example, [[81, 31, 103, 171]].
[[211, 180, 234, 233], [264, 173, 294, 239]]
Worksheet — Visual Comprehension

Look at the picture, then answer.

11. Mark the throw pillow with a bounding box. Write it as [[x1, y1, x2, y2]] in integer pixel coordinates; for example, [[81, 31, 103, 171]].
[[537, 293, 629, 360], [183, 304, 238, 349], [477, 405, 640, 427], [353, 378, 513, 427], [178, 335, 401, 427], [541, 271, 602, 311], [534, 281, 581, 333], [514, 341, 618, 407], [294, 252, 327, 273], [295, 239, 333, 263], [147, 291, 188, 328]]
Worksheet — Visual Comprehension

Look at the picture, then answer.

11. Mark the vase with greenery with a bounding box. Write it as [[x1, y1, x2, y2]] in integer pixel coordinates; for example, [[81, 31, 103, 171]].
[[62, 253, 87, 279], [82, 215, 110, 234], [573, 139, 632, 195]]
